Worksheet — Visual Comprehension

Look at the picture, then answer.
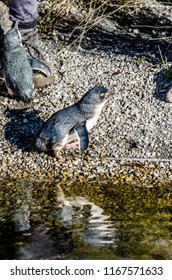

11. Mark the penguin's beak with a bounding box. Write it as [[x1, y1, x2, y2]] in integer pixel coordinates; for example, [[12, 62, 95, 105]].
[[106, 87, 115, 99], [14, 21, 19, 29], [14, 21, 22, 44]]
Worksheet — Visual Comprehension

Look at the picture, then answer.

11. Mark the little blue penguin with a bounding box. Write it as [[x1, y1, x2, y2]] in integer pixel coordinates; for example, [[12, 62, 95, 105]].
[[35, 85, 111, 160], [3, 21, 34, 102], [3, 21, 52, 102]]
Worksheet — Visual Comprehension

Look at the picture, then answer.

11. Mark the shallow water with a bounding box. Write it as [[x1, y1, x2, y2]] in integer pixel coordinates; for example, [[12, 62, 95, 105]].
[[0, 179, 171, 260]]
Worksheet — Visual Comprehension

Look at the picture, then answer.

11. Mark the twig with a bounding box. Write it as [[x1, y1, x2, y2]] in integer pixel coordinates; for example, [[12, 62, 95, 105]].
[[106, 157, 172, 163]]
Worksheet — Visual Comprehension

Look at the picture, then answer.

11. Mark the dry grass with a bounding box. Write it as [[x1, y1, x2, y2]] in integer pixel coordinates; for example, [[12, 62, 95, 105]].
[[38, 0, 143, 34], [38, 0, 172, 51]]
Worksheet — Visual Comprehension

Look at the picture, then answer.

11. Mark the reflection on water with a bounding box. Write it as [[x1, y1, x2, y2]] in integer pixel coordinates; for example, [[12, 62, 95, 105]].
[[0, 179, 171, 259], [14, 185, 31, 233], [57, 196, 117, 246]]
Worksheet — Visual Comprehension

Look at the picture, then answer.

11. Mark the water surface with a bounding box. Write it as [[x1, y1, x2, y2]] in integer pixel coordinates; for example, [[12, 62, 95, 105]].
[[0, 179, 171, 259]]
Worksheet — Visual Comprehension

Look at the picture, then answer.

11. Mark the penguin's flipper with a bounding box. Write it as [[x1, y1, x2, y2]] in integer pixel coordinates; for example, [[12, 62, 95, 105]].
[[28, 58, 52, 77], [74, 121, 89, 151]]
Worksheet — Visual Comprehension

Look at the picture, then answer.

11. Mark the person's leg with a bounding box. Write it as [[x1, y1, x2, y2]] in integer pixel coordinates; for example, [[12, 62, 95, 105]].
[[8, 0, 43, 60], [8, 0, 38, 29], [7, 0, 53, 82], [2, 0, 53, 86]]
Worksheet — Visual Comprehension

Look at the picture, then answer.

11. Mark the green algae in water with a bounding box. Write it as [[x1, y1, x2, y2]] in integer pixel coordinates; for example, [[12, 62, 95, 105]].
[[0, 179, 171, 260]]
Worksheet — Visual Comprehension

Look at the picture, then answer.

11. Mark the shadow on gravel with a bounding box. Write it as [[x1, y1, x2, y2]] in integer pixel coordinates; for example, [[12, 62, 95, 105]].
[[82, 30, 172, 65], [153, 66, 172, 102], [55, 16, 172, 102], [4, 108, 44, 151], [55, 13, 172, 64]]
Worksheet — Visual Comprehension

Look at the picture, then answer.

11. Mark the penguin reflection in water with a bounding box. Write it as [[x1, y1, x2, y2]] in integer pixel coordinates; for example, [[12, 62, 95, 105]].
[[2, 21, 51, 102], [35, 86, 111, 160]]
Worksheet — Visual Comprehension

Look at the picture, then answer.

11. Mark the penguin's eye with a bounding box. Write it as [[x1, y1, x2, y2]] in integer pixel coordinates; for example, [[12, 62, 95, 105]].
[[99, 93, 105, 100]]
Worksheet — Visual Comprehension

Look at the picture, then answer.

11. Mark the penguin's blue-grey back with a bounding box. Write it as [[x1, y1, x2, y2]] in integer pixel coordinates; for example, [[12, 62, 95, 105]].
[[35, 105, 83, 151]]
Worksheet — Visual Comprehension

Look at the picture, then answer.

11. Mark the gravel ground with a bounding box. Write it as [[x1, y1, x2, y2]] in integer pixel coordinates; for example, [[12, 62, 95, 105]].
[[0, 1, 172, 183]]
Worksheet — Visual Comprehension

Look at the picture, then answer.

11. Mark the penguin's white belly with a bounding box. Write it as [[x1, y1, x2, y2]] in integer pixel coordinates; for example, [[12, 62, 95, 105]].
[[86, 114, 99, 131], [86, 101, 106, 131], [67, 101, 106, 143]]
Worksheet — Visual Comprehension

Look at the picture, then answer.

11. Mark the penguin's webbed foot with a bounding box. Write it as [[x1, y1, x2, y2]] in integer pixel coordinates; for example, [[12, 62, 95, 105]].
[[65, 141, 79, 149], [54, 151, 66, 161]]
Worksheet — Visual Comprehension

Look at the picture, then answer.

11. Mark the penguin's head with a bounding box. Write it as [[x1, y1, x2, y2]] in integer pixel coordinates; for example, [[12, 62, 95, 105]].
[[4, 21, 22, 51], [82, 86, 109, 106]]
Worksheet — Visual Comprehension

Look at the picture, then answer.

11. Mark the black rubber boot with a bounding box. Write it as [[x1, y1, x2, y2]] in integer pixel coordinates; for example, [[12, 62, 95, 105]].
[[19, 26, 45, 61], [19, 24, 55, 87]]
